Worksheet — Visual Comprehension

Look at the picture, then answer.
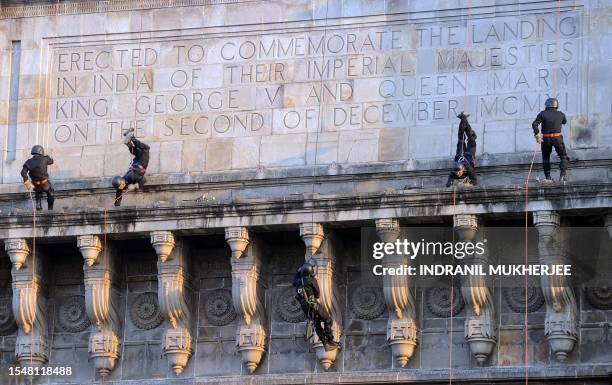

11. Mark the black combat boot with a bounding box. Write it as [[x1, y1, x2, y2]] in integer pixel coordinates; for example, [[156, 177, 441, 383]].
[[47, 196, 54, 210], [35, 198, 42, 211], [559, 169, 568, 183], [544, 170, 552, 182]]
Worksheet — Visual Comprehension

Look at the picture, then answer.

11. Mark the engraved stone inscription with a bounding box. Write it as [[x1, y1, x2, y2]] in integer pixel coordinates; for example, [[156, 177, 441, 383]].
[[47, 12, 581, 162]]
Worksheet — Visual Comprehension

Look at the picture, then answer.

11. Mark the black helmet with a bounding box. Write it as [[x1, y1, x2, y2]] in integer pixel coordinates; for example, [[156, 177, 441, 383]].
[[298, 259, 317, 277], [111, 176, 125, 188], [545, 98, 559, 109], [31, 145, 44, 155]]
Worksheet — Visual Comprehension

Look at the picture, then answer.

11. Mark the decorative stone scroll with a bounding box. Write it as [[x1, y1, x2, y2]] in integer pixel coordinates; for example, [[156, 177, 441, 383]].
[[57, 295, 91, 333], [533, 211, 578, 362], [77, 236, 121, 378], [0, 296, 17, 336], [426, 285, 465, 318], [275, 287, 306, 323], [151, 231, 193, 376], [454, 215, 497, 366], [204, 289, 237, 326], [585, 279, 612, 310], [375, 219, 419, 368], [6, 239, 49, 367], [299, 223, 342, 370], [225, 227, 267, 374], [349, 287, 386, 320], [502, 279, 545, 313], [130, 292, 164, 330]]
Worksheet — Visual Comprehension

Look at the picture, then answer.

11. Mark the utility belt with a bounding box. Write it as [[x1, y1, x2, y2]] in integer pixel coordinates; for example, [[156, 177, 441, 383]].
[[131, 165, 146, 176], [543, 133, 562, 138], [33, 179, 48, 186]]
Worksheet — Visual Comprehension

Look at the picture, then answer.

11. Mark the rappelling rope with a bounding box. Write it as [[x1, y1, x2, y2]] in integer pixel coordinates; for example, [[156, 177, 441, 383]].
[[311, 0, 330, 223], [449, 184, 457, 385]]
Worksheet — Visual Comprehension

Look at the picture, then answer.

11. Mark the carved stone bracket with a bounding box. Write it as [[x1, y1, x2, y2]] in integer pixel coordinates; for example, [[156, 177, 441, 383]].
[[225, 227, 250, 259], [78, 236, 121, 378], [375, 219, 419, 368], [151, 231, 176, 262], [151, 231, 193, 376], [5, 238, 30, 270], [77, 235, 102, 267], [226, 227, 267, 374], [299, 223, 342, 370], [299, 223, 325, 256], [533, 211, 578, 362], [455, 215, 497, 366], [8, 239, 48, 367]]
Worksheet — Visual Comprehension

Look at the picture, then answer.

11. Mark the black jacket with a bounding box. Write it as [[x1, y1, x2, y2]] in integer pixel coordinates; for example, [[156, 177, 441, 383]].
[[21, 155, 54, 182], [293, 273, 320, 302], [532, 108, 567, 135], [128, 137, 150, 169]]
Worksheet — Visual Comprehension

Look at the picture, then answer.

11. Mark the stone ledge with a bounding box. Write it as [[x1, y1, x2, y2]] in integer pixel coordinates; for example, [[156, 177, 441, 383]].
[[0, 183, 609, 239], [1, 154, 610, 198]]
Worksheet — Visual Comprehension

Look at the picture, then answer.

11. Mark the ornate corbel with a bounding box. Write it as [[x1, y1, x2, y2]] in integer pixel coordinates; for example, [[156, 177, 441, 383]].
[[6, 239, 48, 367], [225, 227, 250, 259], [78, 236, 121, 378], [77, 235, 103, 267], [299, 223, 342, 370], [375, 219, 418, 368], [5, 239, 30, 270], [454, 214, 496, 366], [533, 211, 578, 362], [299, 223, 325, 256], [151, 231, 193, 376], [225, 227, 267, 374]]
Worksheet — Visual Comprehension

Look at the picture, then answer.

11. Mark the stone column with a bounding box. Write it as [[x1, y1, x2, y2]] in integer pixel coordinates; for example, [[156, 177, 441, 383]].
[[5, 239, 48, 367], [454, 215, 497, 366], [77, 235, 121, 379], [299, 223, 341, 370], [225, 227, 267, 374], [375, 219, 418, 368], [150, 231, 193, 375], [533, 211, 578, 362]]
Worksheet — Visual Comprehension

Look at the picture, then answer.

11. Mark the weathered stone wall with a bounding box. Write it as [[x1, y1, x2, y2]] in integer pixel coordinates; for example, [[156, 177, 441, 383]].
[[0, 0, 610, 189], [0, 228, 611, 384], [0, 1, 610, 385]]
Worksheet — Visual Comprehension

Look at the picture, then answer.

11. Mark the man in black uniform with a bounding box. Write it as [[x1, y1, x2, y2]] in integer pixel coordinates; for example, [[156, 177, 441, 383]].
[[446, 112, 478, 187], [293, 259, 339, 351], [112, 129, 150, 206], [21, 145, 55, 211], [532, 98, 569, 182]]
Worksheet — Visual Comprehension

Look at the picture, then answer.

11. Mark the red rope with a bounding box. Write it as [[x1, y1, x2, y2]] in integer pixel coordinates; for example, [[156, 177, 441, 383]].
[[524, 149, 537, 384], [449, 184, 457, 384]]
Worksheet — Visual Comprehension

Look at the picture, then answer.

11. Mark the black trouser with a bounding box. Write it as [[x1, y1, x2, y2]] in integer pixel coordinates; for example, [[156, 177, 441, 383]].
[[33, 180, 54, 209], [541, 136, 568, 176], [115, 170, 146, 206], [298, 298, 334, 343]]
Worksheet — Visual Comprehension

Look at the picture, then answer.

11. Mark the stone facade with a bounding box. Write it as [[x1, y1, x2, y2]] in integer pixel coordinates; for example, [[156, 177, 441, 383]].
[[0, 0, 611, 384]]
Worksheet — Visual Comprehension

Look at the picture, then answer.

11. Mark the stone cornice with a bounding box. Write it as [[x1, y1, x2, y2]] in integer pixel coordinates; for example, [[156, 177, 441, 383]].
[[0, 0, 245, 19], [0, 0, 581, 20], [0, 182, 609, 239]]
